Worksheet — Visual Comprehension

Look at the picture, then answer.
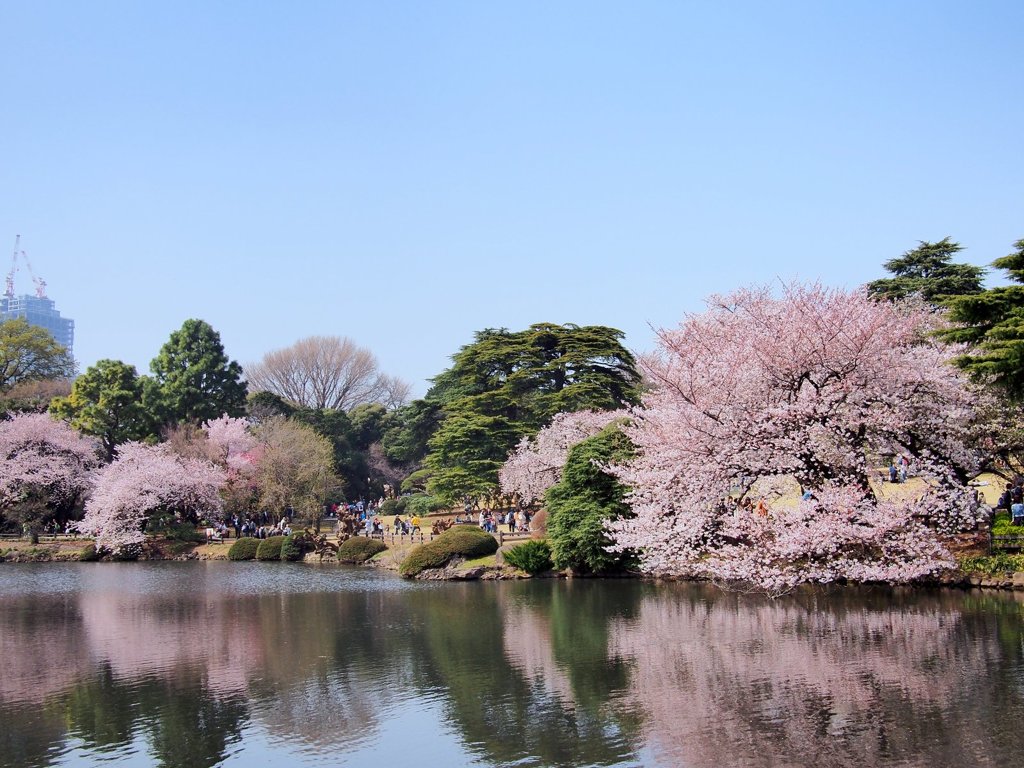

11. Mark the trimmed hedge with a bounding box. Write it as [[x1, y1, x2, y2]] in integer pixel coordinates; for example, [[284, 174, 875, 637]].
[[405, 494, 448, 517], [337, 536, 387, 564], [255, 536, 285, 561], [379, 498, 408, 517], [228, 537, 260, 561], [503, 539, 553, 574], [281, 533, 308, 562], [399, 525, 497, 578]]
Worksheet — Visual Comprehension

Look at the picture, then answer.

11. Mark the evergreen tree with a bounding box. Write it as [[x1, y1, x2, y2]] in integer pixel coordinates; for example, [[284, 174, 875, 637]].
[[545, 423, 634, 574], [944, 238, 1024, 399], [150, 319, 247, 425], [425, 323, 641, 502], [867, 237, 985, 304], [50, 359, 157, 460]]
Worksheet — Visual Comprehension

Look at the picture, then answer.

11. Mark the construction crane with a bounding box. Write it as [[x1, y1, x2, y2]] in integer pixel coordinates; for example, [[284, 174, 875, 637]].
[[5, 235, 47, 300]]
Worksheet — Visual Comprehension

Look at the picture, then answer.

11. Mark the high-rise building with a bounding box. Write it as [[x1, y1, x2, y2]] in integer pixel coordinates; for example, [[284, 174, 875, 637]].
[[0, 294, 75, 358]]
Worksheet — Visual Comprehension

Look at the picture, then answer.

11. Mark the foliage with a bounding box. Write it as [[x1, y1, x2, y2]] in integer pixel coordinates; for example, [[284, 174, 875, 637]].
[[336, 535, 387, 563], [0, 317, 76, 393], [281, 532, 309, 561], [289, 407, 365, 500], [246, 390, 295, 422], [425, 323, 641, 502], [958, 553, 1024, 576], [500, 409, 625, 505], [399, 525, 498, 577], [151, 520, 206, 543], [77, 442, 226, 554], [245, 335, 410, 411], [381, 398, 443, 465], [867, 237, 985, 304], [502, 539, 553, 574], [608, 283, 984, 594], [0, 376, 71, 414], [252, 416, 339, 522], [78, 543, 100, 561], [150, 319, 247, 425], [0, 412, 100, 537], [990, 511, 1021, 537], [400, 468, 432, 494], [379, 498, 408, 516], [546, 424, 635, 574], [255, 535, 285, 561], [943, 238, 1024, 400], [50, 359, 157, 460], [405, 494, 448, 517], [227, 537, 260, 561]]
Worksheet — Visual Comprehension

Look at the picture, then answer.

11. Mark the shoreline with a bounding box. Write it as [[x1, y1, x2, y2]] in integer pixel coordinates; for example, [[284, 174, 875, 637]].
[[4, 537, 1024, 592]]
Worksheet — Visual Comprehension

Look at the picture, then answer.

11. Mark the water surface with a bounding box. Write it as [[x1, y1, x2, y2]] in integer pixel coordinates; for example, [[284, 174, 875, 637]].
[[1, 563, 1022, 767]]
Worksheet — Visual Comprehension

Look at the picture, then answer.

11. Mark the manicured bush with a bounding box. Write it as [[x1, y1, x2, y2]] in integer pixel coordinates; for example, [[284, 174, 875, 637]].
[[255, 535, 285, 561], [281, 533, 310, 562], [78, 544, 100, 562], [228, 537, 260, 561], [399, 525, 498, 578], [503, 539, 553, 574], [337, 536, 387, 564], [379, 498, 408, 517]]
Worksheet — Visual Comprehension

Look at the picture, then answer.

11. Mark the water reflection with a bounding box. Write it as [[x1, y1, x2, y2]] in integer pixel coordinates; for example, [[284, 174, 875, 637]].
[[1, 565, 1023, 767]]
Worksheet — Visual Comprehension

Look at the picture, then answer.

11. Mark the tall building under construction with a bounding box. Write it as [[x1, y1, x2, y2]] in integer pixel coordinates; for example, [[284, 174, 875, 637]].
[[2, 237, 75, 358]]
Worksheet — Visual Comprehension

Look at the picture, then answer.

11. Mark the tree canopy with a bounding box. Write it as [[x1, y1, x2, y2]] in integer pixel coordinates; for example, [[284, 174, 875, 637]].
[[150, 319, 247, 425], [608, 283, 982, 593], [0, 317, 75, 393], [425, 323, 641, 502], [50, 359, 157, 460], [245, 335, 410, 411], [867, 238, 985, 304], [943, 238, 1024, 399]]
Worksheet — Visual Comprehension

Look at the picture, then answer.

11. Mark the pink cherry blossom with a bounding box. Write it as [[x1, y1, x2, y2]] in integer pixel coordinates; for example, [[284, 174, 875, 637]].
[[77, 442, 226, 553], [499, 409, 625, 504], [0, 413, 100, 526], [607, 283, 985, 591]]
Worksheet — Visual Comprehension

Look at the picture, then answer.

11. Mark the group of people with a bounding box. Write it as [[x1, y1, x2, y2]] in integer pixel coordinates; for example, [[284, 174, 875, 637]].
[[997, 479, 1024, 525], [479, 508, 532, 534], [887, 454, 912, 483]]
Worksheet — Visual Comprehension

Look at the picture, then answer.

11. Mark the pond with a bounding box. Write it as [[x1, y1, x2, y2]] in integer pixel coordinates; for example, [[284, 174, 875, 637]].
[[1, 563, 1022, 767]]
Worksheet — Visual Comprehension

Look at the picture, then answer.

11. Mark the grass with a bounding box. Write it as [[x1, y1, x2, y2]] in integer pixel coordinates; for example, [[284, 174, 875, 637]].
[[458, 554, 497, 569], [958, 553, 1024, 577]]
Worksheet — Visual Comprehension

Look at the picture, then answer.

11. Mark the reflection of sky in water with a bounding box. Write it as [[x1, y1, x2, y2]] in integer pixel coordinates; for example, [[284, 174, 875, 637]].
[[2, 565, 1024, 767]]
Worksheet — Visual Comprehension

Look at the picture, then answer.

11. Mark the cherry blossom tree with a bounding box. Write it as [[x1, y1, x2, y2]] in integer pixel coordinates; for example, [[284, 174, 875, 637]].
[[607, 283, 985, 593], [0, 413, 101, 539], [499, 409, 625, 505], [78, 442, 226, 554]]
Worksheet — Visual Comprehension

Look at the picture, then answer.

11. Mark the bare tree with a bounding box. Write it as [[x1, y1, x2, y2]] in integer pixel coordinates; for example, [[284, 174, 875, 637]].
[[246, 336, 409, 411]]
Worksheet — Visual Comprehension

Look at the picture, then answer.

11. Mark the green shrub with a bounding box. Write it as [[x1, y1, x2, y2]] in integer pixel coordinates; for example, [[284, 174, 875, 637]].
[[228, 537, 260, 561], [337, 536, 387, 564], [379, 498, 408, 517], [281, 533, 310, 562], [503, 539, 553, 574], [406, 494, 448, 517], [399, 525, 498, 578], [992, 511, 1023, 537], [255, 536, 285, 561], [959, 553, 1024, 576], [78, 544, 100, 562], [153, 521, 207, 543]]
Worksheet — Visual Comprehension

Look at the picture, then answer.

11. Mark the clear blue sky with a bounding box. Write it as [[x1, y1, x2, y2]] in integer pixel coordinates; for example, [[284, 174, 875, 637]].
[[2, 1, 1021, 396]]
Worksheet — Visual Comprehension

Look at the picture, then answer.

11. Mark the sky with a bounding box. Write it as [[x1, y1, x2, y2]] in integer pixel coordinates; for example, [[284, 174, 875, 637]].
[[2, 1, 1022, 397]]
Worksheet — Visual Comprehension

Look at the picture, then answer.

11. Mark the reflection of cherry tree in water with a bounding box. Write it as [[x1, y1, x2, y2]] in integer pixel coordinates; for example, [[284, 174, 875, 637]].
[[607, 586, 1023, 768]]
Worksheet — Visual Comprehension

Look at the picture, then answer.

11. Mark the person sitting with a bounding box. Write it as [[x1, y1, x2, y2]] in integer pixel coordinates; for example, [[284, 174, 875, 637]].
[[1012, 502, 1024, 526], [205, 527, 224, 543]]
